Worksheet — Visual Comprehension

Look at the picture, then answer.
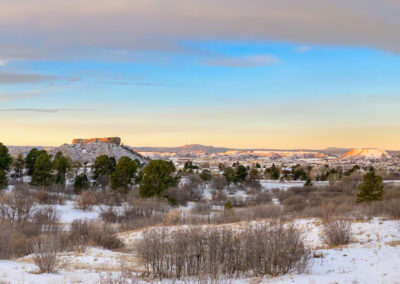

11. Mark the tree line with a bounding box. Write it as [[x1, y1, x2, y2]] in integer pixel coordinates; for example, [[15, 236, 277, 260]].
[[0, 142, 385, 205]]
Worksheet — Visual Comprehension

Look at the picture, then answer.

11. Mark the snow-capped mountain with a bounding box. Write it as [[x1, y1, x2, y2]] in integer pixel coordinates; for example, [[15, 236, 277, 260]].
[[340, 148, 390, 160]]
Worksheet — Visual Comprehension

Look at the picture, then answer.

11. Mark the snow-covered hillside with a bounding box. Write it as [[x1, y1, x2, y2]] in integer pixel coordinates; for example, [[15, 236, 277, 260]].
[[341, 148, 390, 160], [50, 142, 145, 164]]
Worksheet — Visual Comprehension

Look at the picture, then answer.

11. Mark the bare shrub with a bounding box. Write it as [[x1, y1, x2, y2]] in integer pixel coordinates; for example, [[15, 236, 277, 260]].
[[384, 199, 400, 219], [165, 209, 183, 225], [100, 206, 119, 223], [89, 223, 124, 249], [69, 219, 92, 246], [210, 188, 227, 203], [167, 176, 204, 206], [33, 237, 60, 273], [75, 191, 98, 211], [321, 218, 352, 246], [192, 202, 212, 214], [282, 196, 307, 212], [36, 190, 66, 205], [248, 191, 272, 205], [137, 222, 309, 279], [33, 206, 59, 234], [0, 192, 36, 228], [69, 219, 123, 250]]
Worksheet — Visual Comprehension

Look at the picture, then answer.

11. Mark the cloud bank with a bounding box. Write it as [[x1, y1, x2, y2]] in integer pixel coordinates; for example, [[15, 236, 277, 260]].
[[0, 0, 399, 61]]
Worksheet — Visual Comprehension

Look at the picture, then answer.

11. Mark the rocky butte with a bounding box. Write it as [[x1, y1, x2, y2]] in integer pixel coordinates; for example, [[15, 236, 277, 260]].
[[72, 137, 121, 145]]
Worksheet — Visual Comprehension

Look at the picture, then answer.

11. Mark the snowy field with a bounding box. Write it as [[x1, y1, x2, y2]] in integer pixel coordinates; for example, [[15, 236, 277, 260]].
[[1, 217, 400, 283]]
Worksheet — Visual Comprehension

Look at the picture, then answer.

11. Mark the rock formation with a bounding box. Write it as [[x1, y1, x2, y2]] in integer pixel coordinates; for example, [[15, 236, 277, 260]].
[[72, 137, 121, 145]]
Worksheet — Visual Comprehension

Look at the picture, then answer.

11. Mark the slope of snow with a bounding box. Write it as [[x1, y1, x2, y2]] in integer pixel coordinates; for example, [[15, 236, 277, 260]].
[[1, 216, 400, 283], [341, 148, 390, 160], [50, 142, 145, 163]]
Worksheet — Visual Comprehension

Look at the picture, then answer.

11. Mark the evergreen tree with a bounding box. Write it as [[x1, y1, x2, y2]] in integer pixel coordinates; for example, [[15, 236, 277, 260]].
[[356, 171, 384, 202], [12, 153, 25, 181], [31, 152, 54, 187], [223, 167, 236, 184], [111, 156, 138, 194], [74, 173, 90, 194], [265, 164, 280, 180], [0, 143, 12, 189], [304, 178, 313, 187], [25, 148, 46, 176], [0, 142, 12, 171], [139, 160, 179, 199], [53, 152, 71, 186], [200, 169, 212, 182], [234, 164, 248, 183], [93, 155, 115, 189], [248, 168, 260, 182]]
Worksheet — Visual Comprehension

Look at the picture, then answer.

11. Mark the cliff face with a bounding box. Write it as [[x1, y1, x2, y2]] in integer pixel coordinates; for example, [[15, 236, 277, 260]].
[[72, 137, 121, 145]]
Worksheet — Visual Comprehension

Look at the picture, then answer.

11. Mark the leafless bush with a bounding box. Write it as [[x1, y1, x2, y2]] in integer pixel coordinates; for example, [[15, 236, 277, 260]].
[[210, 188, 227, 203], [192, 202, 212, 214], [98, 272, 140, 284], [282, 196, 307, 212], [101, 201, 169, 230], [321, 218, 352, 246], [33, 237, 60, 273], [384, 199, 400, 219], [33, 206, 59, 234], [36, 190, 66, 205], [69, 219, 124, 250], [137, 222, 309, 279], [90, 223, 124, 249], [211, 175, 228, 191], [167, 176, 204, 206], [75, 191, 98, 211], [0, 192, 36, 228], [94, 189, 124, 206], [248, 191, 272, 205]]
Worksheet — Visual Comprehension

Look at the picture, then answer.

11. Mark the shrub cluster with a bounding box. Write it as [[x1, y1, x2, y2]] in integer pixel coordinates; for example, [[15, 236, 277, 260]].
[[137, 222, 309, 279]]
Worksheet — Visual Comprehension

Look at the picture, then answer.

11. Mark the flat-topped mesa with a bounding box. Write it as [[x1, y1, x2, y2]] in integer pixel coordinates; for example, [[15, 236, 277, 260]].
[[72, 137, 121, 145]]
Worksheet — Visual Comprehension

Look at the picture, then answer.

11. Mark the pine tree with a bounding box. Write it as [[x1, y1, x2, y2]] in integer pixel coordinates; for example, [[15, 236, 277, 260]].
[[0, 170, 7, 190], [74, 173, 90, 194], [13, 153, 25, 181], [31, 152, 54, 187], [110, 156, 138, 194], [93, 155, 115, 189], [0, 142, 12, 189], [139, 160, 179, 198], [0, 142, 12, 171], [53, 152, 71, 186], [356, 171, 383, 202]]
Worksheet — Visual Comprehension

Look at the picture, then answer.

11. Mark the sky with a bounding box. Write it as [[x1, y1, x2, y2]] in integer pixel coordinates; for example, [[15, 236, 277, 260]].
[[1, 0, 400, 149]]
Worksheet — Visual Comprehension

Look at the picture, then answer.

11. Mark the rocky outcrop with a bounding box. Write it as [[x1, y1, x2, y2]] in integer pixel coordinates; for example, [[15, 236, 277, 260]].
[[51, 141, 145, 164], [72, 137, 121, 145]]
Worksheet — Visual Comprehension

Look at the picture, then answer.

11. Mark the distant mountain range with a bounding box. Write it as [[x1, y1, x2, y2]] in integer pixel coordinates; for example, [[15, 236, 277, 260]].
[[133, 144, 352, 156], [8, 143, 397, 161]]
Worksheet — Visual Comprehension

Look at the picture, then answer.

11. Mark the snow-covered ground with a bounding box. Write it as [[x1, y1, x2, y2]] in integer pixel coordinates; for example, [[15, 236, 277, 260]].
[[261, 179, 329, 190], [48, 200, 101, 224], [0, 218, 399, 283]]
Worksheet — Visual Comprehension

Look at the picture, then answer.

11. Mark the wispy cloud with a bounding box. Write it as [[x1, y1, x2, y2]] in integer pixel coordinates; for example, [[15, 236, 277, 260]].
[[99, 80, 165, 86], [0, 60, 5, 66], [295, 46, 312, 53], [0, 90, 42, 101], [0, 108, 96, 113], [204, 54, 278, 67], [0, 73, 58, 84]]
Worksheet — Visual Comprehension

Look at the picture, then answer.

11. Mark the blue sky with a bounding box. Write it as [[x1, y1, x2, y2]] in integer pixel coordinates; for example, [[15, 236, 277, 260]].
[[1, 1, 400, 149]]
